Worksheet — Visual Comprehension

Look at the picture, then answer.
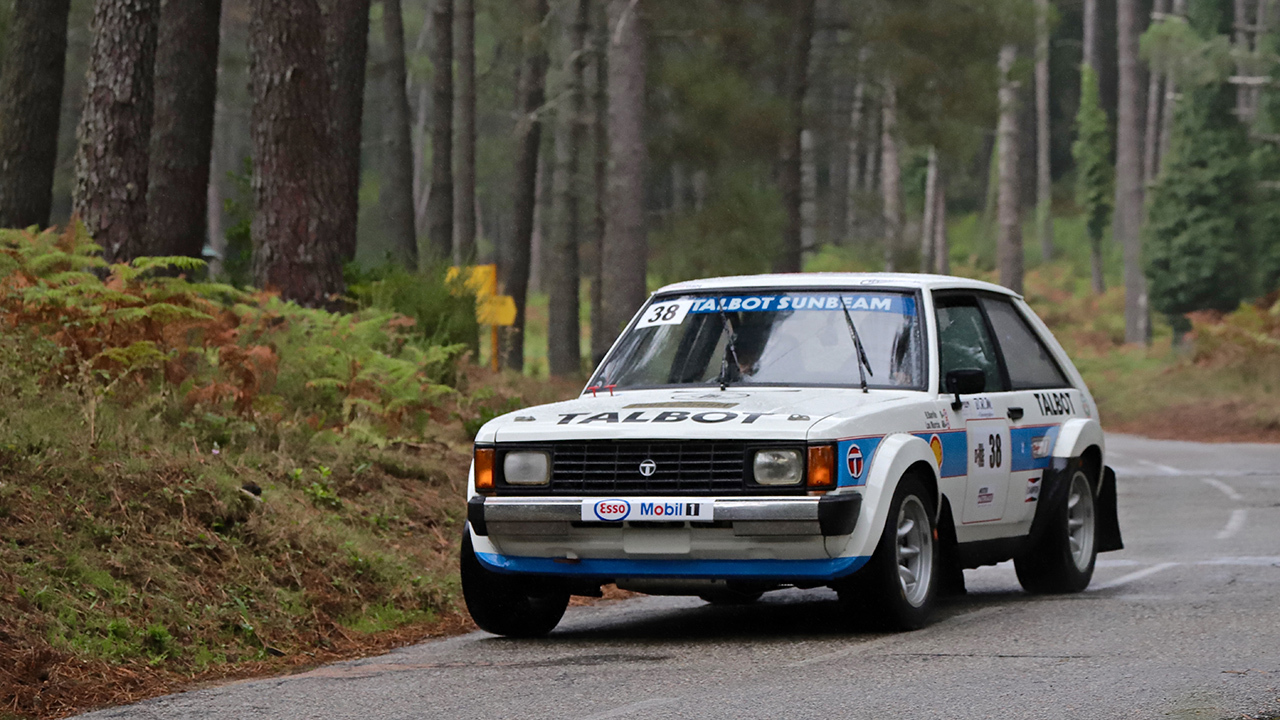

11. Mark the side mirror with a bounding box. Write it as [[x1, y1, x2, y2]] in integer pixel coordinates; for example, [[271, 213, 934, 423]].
[[945, 369, 986, 411]]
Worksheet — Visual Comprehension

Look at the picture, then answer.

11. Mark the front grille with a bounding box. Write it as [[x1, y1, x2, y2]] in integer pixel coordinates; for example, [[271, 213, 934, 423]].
[[495, 441, 806, 496]]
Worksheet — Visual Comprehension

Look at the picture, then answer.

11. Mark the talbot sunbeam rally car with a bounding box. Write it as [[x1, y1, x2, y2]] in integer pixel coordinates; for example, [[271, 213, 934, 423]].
[[461, 273, 1123, 636]]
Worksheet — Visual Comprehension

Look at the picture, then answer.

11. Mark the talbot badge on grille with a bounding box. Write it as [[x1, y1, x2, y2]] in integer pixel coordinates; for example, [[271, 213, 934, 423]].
[[638, 459, 657, 477]]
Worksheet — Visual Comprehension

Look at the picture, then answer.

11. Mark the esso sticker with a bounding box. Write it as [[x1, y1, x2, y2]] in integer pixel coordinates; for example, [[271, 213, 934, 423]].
[[590, 499, 631, 521], [636, 300, 691, 328]]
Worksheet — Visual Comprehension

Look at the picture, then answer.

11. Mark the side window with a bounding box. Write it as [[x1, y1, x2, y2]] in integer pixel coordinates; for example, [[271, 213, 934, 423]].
[[934, 297, 1006, 393], [981, 298, 1069, 390]]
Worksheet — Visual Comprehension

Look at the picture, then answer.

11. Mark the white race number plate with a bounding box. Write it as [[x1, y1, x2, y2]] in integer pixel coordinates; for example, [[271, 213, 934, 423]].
[[581, 498, 714, 523]]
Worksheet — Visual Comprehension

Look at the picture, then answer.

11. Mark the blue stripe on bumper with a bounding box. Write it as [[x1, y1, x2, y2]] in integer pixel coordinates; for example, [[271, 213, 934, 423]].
[[475, 553, 872, 581]]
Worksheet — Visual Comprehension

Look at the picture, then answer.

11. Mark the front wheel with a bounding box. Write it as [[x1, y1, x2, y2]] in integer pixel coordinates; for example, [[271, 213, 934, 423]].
[[460, 528, 569, 637], [1014, 468, 1097, 594], [840, 475, 938, 631]]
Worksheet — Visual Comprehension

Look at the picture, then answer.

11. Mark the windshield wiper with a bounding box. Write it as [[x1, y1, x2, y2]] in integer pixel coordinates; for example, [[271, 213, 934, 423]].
[[717, 306, 741, 391], [839, 296, 874, 393]]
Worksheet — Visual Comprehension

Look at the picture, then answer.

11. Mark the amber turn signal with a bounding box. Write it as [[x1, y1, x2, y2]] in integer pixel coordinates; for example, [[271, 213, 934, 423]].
[[474, 447, 496, 492], [807, 445, 835, 489]]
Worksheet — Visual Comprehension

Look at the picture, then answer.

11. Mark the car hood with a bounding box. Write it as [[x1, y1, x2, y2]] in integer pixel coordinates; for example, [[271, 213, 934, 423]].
[[482, 387, 919, 443]]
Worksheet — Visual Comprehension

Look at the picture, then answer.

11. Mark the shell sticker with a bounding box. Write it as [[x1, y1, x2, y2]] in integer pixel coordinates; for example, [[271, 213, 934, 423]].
[[929, 434, 943, 467]]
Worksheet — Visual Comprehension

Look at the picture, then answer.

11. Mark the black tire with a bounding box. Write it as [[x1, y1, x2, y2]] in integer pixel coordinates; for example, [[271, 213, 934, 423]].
[[839, 475, 938, 631], [1014, 467, 1097, 594], [460, 528, 569, 637]]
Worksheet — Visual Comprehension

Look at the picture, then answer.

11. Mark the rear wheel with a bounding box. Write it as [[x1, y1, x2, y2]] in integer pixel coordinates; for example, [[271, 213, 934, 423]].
[[460, 529, 569, 637], [840, 475, 938, 630], [1015, 468, 1097, 593]]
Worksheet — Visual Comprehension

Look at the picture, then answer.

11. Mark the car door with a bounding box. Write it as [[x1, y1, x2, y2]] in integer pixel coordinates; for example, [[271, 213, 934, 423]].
[[978, 295, 1080, 524], [933, 294, 1012, 526]]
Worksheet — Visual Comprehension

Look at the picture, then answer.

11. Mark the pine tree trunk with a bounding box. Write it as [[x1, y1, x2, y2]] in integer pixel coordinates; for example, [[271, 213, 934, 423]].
[[775, 0, 815, 273], [0, 0, 71, 229], [147, 0, 221, 259], [800, 129, 817, 256], [1160, 0, 1187, 167], [600, 0, 647, 351], [503, 0, 550, 372], [1035, 0, 1053, 263], [454, 0, 477, 264], [839, 51, 870, 243], [880, 79, 901, 272], [1083, 0, 1100, 74], [382, 0, 419, 268], [1143, 0, 1169, 186], [73, 0, 161, 263], [842, 64, 866, 244], [589, 4, 610, 367], [997, 44, 1024, 294], [920, 147, 938, 273], [548, 0, 589, 377], [425, 0, 453, 262], [1235, 0, 1249, 119], [933, 177, 949, 275], [828, 83, 850, 244], [1117, 0, 1149, 343], [322, 0, 370, 266], [248, 0, 345, 305]]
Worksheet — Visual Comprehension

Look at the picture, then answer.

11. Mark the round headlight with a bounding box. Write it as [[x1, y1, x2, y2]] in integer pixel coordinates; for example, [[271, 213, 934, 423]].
[[753, 449, 803, 486], [503, 451, 550, 485]]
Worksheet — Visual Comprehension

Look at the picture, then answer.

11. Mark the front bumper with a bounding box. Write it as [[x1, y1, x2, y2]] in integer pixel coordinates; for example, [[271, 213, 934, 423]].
[[468, 493, 862, 538]]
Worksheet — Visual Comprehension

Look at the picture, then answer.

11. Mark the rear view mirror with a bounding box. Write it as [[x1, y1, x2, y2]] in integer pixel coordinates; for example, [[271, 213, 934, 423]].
[[945, 369, 986, 410]]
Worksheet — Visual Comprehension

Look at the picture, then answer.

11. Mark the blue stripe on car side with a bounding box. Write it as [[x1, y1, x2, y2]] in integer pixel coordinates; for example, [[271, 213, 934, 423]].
[[1010, 424, 1060, 472], [911, 430, 968, 478], [476, 553, 872, 581], [837, 436, 883, 486]]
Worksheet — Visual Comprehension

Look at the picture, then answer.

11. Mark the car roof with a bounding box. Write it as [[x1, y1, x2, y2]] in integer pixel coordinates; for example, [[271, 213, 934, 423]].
[[654, 272, 1021, 298]]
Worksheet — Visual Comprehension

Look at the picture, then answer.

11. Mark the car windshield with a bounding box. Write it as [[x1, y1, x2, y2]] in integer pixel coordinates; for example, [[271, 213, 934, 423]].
[[590, 290, 926, 391]]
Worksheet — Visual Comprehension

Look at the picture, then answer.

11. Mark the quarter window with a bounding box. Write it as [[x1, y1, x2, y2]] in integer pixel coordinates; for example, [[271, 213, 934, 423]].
[[981, 298, 1069, 390], [934, 297, 1006, 393]]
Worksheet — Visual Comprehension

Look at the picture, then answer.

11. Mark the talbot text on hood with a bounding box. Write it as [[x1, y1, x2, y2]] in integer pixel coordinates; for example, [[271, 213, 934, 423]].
[[557, 411, 771, 425]]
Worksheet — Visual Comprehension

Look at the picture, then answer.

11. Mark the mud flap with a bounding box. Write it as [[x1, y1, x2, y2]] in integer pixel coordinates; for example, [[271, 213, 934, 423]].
[[1095, 466, 1124, 553]]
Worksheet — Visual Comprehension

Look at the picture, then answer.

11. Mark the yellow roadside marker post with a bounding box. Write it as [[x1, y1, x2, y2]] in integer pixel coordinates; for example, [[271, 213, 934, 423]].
[[447, 264, 516, 371]]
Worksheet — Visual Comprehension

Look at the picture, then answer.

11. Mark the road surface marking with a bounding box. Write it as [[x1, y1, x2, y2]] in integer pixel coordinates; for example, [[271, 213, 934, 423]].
[[1216, 509, 1248, 540], [1201, 477, 1243, 501], [1092, 562, 1179, 590], [580, 697, 679, 719], [1138, 459, 1181, 475], [1195, 556, 1280, 566]]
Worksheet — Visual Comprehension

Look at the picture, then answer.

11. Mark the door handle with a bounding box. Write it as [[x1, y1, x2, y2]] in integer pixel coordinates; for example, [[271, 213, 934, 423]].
[[1007, 407, 1024, 421]]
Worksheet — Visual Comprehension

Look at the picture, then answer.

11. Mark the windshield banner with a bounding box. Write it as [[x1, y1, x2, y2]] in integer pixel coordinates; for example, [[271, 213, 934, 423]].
[[685, 294, 915, 315]]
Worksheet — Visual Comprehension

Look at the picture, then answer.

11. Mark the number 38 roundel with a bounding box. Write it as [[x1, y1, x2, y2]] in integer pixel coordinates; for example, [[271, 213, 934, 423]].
[[846, 445, 864, 479]]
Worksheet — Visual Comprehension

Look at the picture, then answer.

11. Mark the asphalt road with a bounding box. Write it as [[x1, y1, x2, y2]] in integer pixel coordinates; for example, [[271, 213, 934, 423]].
[[77, 434, 1280, 720]]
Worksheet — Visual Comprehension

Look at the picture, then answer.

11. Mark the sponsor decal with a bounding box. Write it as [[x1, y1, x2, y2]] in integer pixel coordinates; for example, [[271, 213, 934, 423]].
[[929, 434, 944, 467], [846, 445, 865, 479], [923, 409, 948, 431], [977, 486, 994, 506], [1025, 477, 1042, 503], [962, 396, 996, 419], [683, 294, 916, 316], [838, 437, 883, 486], [581, 498, 714, 523], [636, 300, 693, 328], [1033, 391, 1076, 417], [592, 499, 631, 521], [557, 411, 771, 425]]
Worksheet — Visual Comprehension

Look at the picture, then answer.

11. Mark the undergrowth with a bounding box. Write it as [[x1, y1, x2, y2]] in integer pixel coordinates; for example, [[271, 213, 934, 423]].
[[0, 225, 582, 719]]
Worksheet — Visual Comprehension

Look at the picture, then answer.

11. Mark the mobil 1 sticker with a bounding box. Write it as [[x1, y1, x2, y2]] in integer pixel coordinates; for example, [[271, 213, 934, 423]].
[[582, 498, 715, 523]]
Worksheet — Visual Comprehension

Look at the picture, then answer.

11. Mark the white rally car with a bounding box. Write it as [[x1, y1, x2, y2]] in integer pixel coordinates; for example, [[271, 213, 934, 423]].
[[461, 273, 1122, 635]]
